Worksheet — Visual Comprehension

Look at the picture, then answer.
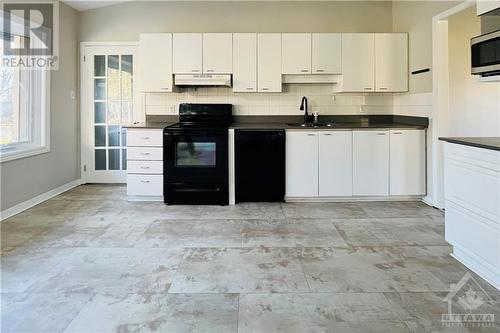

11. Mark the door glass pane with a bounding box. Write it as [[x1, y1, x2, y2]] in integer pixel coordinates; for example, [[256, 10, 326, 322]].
[[107, 102, 121, 124], [95, 150, 106, 170], [121, 101, 132, 123], [108, 78, 120, 100], [108, 125, 120, 147], [94, 55, 105, 76], [94, 79, 106, 100], [121, 128, 127, 146], [108, 55, 120, 78], [95, 126, 106, 147], [94, 102, 105, 123], [122, 148, 127, 170], [121, 78, 132, 100], [108, 149, 120, 170], [121, 55, 133, 76]]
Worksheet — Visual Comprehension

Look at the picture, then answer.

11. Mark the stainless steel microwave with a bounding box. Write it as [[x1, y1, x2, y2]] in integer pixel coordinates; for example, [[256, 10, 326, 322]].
[[471, 29, 500, 76]]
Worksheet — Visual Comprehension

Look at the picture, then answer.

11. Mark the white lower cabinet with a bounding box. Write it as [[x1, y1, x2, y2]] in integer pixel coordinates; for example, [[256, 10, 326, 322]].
[[286, 131, 319, 197], [353, 131, 389, 196], [389, 130, 426, 196], [126, 128, 164, 201], [319, 131, 353, 196]]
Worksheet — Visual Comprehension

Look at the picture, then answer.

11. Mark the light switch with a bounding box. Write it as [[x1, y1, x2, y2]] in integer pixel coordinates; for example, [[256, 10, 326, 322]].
[[70, 90, 76, 100]]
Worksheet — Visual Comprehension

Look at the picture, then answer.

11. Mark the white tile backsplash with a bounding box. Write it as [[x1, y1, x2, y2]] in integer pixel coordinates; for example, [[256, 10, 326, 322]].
[[145, 84, 394, 116]]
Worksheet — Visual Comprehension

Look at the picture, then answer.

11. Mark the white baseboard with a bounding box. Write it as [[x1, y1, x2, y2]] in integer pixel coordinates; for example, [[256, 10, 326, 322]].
[[0, 179, 82, 221], [285, 195, 424, 203]]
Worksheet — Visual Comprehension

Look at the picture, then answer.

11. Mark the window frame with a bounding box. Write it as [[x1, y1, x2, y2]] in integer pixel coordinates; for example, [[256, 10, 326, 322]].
[[0, 33, 51, 163]]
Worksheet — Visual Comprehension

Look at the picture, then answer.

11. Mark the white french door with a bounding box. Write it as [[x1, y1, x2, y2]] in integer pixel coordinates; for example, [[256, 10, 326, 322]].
[[81, 44, 141, 183]]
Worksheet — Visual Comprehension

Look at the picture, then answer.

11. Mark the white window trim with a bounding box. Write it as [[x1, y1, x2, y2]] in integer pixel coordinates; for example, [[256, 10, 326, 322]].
[[0, 70, 51, 163]]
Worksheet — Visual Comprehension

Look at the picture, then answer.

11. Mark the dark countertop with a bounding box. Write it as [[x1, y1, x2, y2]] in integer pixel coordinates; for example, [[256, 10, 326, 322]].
[[439, 137, 500, 151], [230, 122, 426, 130], [123, 122, 176, 129]]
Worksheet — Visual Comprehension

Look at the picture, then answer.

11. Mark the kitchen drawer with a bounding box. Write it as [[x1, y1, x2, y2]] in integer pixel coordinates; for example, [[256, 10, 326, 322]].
[[127, 129, 163, 147], [127, 160, 163, 174], [127, 174, 163, 196], [127, 147, 163, 161]]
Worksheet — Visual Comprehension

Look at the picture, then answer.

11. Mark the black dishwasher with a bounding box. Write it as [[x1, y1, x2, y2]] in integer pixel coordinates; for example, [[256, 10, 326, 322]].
[[235, 129, 285, 202]]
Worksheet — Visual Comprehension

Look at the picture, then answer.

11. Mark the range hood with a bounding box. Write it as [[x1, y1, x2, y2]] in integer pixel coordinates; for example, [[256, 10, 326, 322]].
[[174, 74, 232, 87]]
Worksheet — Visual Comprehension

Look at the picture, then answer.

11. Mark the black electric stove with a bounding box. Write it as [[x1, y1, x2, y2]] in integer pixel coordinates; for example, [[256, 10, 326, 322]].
[[163, 104, 232, 205]]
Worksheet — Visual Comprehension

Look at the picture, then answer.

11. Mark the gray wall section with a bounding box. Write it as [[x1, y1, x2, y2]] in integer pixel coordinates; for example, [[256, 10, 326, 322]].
[[79, 1, 393, 41], [0, 3, 80, 211]]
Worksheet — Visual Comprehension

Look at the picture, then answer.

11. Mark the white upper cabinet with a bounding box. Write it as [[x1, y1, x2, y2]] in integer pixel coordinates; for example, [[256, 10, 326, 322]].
[[389, 130, 426, 196], [139, 33, 173, 92], [477, 0, 500, 15], [233, 33, 257, 92], [172, 33, 203, 74], [203, 33, 232, 74], [282, 33, 312, 74], [312, 33, 342, 74], [353, 130, 389, 196], [286, 131, 319, 197], [319, 131, 353, 197], [258, 33, 282, 92], [375, 33, 408, 92], [342, 33, 375, 92]]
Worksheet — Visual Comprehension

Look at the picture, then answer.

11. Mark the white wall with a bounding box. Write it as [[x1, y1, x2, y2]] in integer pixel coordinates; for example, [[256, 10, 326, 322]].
[[447, 7, 500, 137], [0, 3, 80, 211], [145, 86, 393, 116]]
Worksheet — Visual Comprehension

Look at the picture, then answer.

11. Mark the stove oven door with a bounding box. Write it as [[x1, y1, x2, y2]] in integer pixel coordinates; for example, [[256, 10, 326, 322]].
[[163, 128, 228, 204]]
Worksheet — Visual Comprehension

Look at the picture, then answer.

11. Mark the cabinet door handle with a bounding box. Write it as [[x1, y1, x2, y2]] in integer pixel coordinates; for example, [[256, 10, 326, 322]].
[[393, 132, 403, 135], [323, 133, 333, 136], [364, 87, 372, 90], [140, 180, 150, 183], [379, 87, 388, 90], [261, 88, 269, 91], [140, 152, 151, 156], [246, 87, 254, 91], [307, 133, 316, 136], [206, 69, 214, 72], [191, 69, 200, 72], [160, 87, 170, 91], [315, 69, 324, 73], [300, 69, 309, 73], [141, 136, 151, 140], [377, 133, 386, 135], [140, 166, 150, 169]]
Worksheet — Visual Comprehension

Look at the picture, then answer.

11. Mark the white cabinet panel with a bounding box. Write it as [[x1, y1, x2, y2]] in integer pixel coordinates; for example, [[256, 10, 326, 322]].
[[312, 33, 342, 74], [319, 131, 353, 196], [127, 174, 163, 196], [282, 33, 312, 74], [389, 130, 425, 196], [127, 160, 163, 174], [233, 33, 257, 92], [139, 33, 172, 92], [375, 33, 408, 92], [127, 129, 163, 147], [342, 33, 375, 92], [203, 33, 232, 74], [173, 33, 202, 74], [127, 147, 163, 161], [477, 0, 500, 15], [258, 33, 282, 93], [286, 131, 318, 197], [353, 131, 389, 196]]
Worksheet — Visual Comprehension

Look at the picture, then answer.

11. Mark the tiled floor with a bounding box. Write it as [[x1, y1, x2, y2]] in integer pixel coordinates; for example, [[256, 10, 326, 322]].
[[1, 184, 499, 333]]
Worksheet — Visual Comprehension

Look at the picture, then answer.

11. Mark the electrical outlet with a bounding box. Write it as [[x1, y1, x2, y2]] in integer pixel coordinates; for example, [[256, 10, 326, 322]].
[[70, 90, 76, 100]]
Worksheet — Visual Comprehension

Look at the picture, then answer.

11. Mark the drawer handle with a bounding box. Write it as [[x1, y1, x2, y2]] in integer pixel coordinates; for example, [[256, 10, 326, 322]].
[[140, 180, 150, 183], [160, 87, 170, 91], [192, 69, 200, 72], [300, 69, 309, 73], [141, 136, 151, 140], [246, 87, 254, 90], [364, 87, 372, 90], [307, 134, 316, 136], [393, 132, 403, 135], [377, 133, 386, 135], [206, 69, 214, 72], [140, 166, 150, 169], [379, 87, 388, 90], [140, 152, 151, 156], [315, 69, 324, 73], [261, 88, 269, 91], [323, 133, 333, 136]]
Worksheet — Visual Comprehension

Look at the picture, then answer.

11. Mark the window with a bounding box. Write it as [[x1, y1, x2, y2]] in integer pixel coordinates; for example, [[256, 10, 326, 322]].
[[0, 34, 50, 162]]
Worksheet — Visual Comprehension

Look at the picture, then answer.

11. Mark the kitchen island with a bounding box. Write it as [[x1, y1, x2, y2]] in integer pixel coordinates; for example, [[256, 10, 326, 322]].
[[439, 137, 500, 290]]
